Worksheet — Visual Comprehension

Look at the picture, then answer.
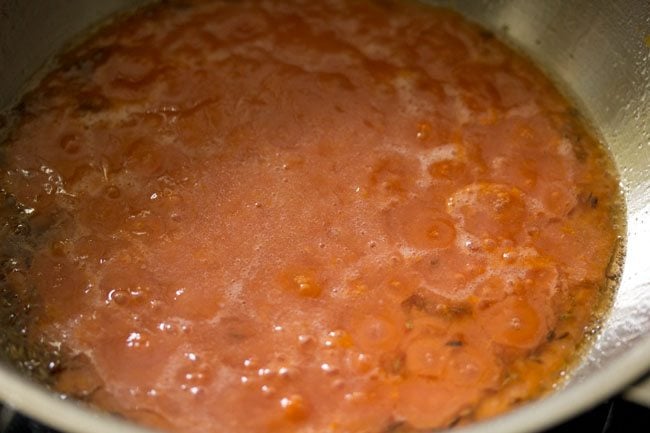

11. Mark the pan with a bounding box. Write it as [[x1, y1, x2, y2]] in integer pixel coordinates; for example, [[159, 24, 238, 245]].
[[0, 1, 648, 432]]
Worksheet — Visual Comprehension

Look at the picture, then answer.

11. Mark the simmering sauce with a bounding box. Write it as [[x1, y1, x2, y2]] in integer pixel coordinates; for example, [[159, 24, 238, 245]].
[[0, 0, 622, 432]]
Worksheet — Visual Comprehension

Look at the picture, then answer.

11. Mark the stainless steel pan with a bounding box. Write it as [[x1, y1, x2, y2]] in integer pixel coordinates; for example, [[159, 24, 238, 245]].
[[0, 1, 648, 432]]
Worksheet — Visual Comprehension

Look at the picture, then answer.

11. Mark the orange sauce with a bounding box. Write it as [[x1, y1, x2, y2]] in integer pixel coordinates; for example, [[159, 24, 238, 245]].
[[0, 1, 621, 432]]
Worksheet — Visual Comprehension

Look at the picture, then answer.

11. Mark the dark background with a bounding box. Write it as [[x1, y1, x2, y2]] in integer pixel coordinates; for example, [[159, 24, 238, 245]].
[[1, 394, 648, 433]]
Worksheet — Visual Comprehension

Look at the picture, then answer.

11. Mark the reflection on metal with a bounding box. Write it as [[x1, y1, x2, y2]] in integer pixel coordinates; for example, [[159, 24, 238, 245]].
[[625, 375, 650, 407]]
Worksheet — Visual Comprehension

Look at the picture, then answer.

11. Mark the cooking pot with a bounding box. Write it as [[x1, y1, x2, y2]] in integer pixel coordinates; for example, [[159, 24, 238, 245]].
[[0, 1, 648, 432]]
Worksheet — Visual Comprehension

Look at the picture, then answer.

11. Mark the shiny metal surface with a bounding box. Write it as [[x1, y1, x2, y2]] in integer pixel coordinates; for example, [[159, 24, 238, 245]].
[[0, 1, 648, 433], [0, 0, 147, 110]]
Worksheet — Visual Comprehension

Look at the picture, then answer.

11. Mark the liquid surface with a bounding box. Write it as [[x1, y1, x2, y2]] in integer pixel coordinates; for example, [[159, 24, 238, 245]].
[[0, 1, 621, 432]]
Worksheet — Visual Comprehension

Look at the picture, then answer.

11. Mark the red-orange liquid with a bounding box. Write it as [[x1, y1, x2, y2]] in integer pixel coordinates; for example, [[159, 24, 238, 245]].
[[0, 1, 620, 432]]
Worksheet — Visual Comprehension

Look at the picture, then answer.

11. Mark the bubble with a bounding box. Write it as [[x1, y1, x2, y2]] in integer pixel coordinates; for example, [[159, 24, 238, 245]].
[[348, 352, 373, 374], [157, 322, 174, 333], [184, 352, 199, 362], [261, 384, 275, 395], [344, 391, 366, 402], [320, 363, 339, 374], [14, 223, 30, 236], [510, 317, 522, 329], [323, 329, 353, 349], [298, 335, 313, 345], [185, 371, 206, 382], [125, 332, 149, 348], [181, 385, 202, 396], [106, 289, 129, 305], [282, 273, 322, 298], [502, 250, 516, 263], [279, 394, 307, 420], [416, 121, 432, 140]]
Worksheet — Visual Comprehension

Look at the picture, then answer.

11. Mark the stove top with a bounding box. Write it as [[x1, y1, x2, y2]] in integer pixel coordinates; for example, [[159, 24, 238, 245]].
[[1, 396, 648, 433]]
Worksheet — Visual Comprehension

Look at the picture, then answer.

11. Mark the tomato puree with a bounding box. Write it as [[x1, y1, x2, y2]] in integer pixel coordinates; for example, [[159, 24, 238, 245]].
[[0, 0, 621, 432]]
